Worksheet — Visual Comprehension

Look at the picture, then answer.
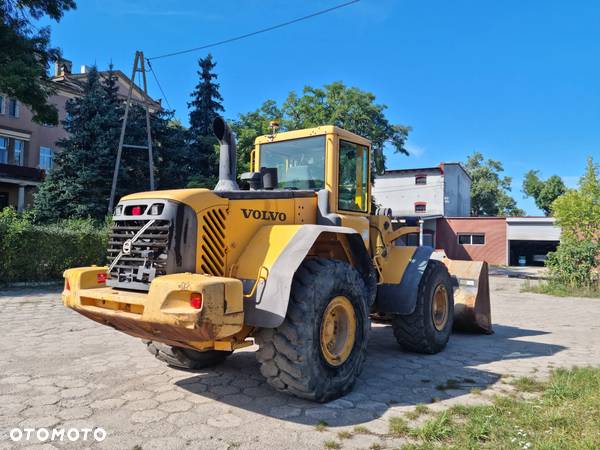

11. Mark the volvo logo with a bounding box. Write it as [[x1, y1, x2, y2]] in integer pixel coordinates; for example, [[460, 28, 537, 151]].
[[241, 208, 287, 221]]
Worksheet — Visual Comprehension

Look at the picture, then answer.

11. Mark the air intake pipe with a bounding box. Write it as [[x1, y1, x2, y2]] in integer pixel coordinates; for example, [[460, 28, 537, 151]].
[[213, 116, 239, 191]]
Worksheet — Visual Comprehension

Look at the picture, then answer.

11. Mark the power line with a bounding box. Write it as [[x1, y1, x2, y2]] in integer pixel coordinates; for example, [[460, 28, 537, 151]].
[[147, 0, 360, 61], [145, 59, 172, 109]]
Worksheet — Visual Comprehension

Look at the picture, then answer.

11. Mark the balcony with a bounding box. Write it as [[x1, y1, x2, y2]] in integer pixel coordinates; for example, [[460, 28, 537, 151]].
[[0, 163, 45, 183]]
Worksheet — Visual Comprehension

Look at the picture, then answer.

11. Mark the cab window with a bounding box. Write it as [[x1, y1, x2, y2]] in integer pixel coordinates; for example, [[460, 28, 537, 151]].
[[260, 136, 325, 190], [338, 140, 369, 212]]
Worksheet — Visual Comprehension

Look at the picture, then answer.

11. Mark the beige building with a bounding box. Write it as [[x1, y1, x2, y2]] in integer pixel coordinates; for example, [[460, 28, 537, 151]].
[[0, 60, 160, 211]]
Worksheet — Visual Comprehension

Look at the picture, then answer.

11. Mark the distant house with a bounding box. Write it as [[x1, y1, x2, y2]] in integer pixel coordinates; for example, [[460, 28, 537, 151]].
[[373, 163, 471, 217], [0, 59, 160, 211], [374, 163, 561, 266], [373, 163, 471, 247]]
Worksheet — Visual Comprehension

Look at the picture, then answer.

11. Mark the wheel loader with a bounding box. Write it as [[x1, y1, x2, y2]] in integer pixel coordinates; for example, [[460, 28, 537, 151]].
[[62, 117, 491, 402]]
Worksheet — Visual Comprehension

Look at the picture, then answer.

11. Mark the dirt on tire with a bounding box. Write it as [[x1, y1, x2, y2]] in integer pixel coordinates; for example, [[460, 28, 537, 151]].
[[255, 258, 369, 403]]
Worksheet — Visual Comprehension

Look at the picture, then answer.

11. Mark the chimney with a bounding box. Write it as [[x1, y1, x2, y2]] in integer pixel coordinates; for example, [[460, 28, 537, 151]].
[[53, 59, 72, 77], [80, 65, 92, 74]]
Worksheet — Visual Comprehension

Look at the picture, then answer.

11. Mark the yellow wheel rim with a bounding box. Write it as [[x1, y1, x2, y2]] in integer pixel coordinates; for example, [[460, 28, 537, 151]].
[[431, 285, 449, 332], [320, 296, 357, 367]]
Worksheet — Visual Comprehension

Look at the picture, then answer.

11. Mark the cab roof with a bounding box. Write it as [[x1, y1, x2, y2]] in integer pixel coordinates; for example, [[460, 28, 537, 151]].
[[254, 125, 371, 147]]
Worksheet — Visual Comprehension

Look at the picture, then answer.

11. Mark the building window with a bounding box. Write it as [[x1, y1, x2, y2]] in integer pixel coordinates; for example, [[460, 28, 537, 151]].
[[458, 233, 485, 245], [415, 174, 427, 185], [7, 98, 19, 118], [14, 139, 24, 165], [415, 202, 426, 213], [39, 146, 53, 170], [0, 95, 4, 114], [0, 137, 7, 163]]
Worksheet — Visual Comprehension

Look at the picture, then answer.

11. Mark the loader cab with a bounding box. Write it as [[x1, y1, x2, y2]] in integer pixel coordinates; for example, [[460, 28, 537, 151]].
[[253, 126, 372, 224]]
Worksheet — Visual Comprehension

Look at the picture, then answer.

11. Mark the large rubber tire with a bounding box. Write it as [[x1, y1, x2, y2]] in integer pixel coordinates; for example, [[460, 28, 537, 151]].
[[145, 341, 232, 370], [255, 258, 369, 403], [391, 260, 454, 354]]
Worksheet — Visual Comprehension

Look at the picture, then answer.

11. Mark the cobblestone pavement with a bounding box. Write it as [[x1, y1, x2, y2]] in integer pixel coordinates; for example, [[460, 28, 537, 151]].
[[1, 277, 599, 449]]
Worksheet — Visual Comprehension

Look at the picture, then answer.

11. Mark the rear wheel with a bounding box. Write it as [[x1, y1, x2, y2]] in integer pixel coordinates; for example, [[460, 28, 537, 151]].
[[255, 258, 369, 402], [391, 260, 454, 354], [145, 341, 232, 369]]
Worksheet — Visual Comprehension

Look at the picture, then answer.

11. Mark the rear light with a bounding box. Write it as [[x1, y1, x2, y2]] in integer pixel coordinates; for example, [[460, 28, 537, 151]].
[[131, 206, 142, 216], [190, 292, 203, 309], [97, 273, 107, 284], [64, 279, 70, 291]]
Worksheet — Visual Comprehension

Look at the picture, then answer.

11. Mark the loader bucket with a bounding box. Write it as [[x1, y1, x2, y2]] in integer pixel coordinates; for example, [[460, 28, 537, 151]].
[[443, 259, 493, 334]]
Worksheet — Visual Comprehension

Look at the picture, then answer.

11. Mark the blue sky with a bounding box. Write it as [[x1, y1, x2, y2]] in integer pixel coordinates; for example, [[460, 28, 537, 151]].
[[45, 0, 600, 214]]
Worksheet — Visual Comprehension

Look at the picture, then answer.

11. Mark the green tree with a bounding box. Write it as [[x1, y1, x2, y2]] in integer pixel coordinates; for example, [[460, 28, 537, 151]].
[[522, 170, 566, 216], [544, 157, 600, 290], [231, 82, 410, 176], [34, 66, 188, 221], [231, 100, 283, 174], [0, 0, 76, 124], [552, 157, 600, 242], [465, 152, 524, 216], [187, 54, 224, 186]]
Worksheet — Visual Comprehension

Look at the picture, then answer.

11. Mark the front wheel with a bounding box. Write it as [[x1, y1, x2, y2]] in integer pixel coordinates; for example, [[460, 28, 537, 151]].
[[391, 260, 454, 354], [255, 258, 369, 402]]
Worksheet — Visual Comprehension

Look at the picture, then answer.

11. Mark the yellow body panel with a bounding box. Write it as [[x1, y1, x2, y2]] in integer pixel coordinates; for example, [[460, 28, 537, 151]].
[[63, 267, 247, 350], [233, 225, 303, 281]]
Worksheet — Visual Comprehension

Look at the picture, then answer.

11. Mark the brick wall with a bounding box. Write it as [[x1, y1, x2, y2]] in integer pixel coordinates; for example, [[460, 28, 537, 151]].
[[436, 217, 507, 265]]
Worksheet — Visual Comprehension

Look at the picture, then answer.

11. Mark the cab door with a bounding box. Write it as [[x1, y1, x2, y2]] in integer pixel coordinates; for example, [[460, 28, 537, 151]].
[[334, 139, 370, 246]]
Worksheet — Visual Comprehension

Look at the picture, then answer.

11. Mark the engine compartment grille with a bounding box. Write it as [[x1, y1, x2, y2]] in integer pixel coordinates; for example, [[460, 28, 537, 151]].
[[199, 207, 227, 276], [107, 219, 171, 288]]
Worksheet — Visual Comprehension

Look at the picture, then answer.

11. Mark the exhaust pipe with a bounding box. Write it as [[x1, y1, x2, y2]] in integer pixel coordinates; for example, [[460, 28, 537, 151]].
[[213, 116, 239, 192]]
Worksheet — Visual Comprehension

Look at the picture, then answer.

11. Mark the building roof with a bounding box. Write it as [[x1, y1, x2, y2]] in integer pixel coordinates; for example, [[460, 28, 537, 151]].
[[382, 162, 471, 180], [444, 216, 557, 223], [51, 70, 161, 110]]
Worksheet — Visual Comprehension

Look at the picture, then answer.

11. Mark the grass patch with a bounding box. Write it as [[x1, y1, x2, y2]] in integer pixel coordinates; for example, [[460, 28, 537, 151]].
[[337, 431, 352, 440], [405, 404, 430, 420], [522, 280, 600, 298], [410, 411, 453, 442], [512, 376, 545, 393], [323, 440, 341, 449], [389, 417, 410, 436], [404, 367, 600, 448], [369, 444, 382, 450], [470, 387, 482, 395], [352, 425, 370, 434], [315, 420, 329, 432], [415, 404, 429, 415]]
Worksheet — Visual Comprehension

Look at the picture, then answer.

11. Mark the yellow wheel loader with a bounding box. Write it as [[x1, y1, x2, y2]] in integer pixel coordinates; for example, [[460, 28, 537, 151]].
[[63, 117, 491, 402]]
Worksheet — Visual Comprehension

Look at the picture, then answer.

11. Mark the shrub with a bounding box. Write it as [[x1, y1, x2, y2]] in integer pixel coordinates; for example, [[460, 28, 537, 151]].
[[0, 208, 108, 284], [545, 238, 600, 289]]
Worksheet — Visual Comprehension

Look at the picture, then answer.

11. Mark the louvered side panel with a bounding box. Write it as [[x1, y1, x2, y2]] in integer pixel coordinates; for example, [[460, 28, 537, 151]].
[[199, 207, 227, 276]]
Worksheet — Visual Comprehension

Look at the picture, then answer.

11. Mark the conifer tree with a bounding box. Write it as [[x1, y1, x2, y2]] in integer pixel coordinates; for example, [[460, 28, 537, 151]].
[[34, 66, 120, 221], [187, 54, 224, 186]]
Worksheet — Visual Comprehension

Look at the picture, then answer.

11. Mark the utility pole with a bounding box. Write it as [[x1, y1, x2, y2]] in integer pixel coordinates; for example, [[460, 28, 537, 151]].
[[108, 50, 155, 213]]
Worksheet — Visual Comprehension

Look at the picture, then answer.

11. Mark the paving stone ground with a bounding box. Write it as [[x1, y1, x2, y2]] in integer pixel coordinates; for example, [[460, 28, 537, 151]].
[[1, 276, 599, 449]]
